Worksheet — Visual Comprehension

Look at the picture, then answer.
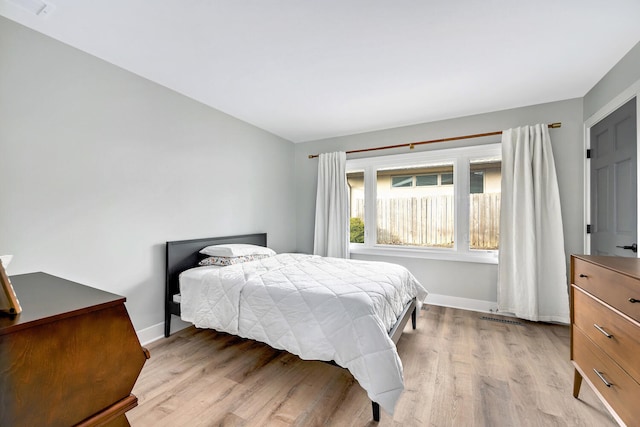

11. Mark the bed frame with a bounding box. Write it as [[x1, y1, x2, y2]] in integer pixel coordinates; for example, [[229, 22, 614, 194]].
[[164, 233, 417, 421], [165, 233, 268, 338]]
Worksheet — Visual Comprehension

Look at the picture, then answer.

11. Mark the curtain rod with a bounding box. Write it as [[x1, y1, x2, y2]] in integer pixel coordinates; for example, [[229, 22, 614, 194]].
[[308, 122, 562, 159]]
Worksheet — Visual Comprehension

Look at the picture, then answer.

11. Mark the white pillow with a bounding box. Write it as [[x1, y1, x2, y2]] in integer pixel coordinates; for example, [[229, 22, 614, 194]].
[[199, 243, 276, 258]]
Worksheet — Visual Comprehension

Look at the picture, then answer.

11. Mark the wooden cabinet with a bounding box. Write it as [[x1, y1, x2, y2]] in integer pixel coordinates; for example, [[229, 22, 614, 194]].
[[0, 273, 149, 426], [571, 255, 640, 426]]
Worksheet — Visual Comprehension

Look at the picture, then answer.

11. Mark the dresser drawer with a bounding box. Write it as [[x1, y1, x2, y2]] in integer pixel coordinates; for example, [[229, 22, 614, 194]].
[[572, 285, 640, 381], [573, 327, 640, 426], [573, 257, 640, 323]]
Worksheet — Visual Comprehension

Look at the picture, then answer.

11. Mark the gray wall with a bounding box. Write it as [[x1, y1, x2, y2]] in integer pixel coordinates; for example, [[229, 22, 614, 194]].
[[295, 99, 584, 303], [0, 17, 297, 337], [584, 41, 640, 120], [3, 13, 636, 331]]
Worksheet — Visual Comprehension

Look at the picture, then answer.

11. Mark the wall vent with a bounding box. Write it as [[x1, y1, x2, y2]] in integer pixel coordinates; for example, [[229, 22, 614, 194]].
[[480, 316, 523, 325]]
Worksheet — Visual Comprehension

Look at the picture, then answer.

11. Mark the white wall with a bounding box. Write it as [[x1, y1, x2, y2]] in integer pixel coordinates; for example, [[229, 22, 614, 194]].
[[584, 41, 640, 120], [295, 99, 584, 308], [0, 17, 297, 340]]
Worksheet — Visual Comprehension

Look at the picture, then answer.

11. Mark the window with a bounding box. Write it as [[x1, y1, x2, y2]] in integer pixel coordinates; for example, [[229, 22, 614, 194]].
[[416, 174, 437, 186], [390, 172, 452, 188], [441, 172, 454, 185], [347, 170, 365, 243], [469, 159, 501, 250], [391, 175, 413, 188], [347, 143, 501, 263], [470, 170, 484, 194]]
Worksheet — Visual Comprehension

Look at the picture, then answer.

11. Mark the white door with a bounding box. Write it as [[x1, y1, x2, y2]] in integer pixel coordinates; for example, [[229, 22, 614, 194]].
[[590, 97, 637, 257]]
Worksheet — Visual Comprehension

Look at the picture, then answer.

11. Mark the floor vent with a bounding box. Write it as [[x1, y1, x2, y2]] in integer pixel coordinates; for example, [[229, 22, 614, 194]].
[[480, 316, 523, 326]]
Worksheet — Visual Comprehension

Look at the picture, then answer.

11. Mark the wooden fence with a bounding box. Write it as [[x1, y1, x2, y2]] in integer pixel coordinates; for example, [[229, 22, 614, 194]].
[[469, 193, 500, 249], [352, 193, 500, 249]]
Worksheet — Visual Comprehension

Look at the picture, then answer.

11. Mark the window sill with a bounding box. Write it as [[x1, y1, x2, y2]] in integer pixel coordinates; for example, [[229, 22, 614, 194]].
[[349, 245, 499, 265]]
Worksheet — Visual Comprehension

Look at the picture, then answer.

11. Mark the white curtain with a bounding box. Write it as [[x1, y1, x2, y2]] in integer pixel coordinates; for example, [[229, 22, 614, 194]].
[[313, 151, 349, 258], [498, 124, 569, 323]]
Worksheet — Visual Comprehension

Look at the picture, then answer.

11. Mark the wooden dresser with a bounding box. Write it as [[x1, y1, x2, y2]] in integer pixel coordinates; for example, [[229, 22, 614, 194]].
[[0, 273, 150, 427], [570, 255, 640, 426]]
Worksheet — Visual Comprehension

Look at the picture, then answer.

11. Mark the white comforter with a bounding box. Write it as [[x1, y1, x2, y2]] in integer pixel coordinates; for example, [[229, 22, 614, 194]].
[[180, 253, 428, 414]]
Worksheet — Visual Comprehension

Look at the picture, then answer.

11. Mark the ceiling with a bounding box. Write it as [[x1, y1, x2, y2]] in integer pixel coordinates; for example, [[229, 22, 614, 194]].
[[2, 1, 640, 143]]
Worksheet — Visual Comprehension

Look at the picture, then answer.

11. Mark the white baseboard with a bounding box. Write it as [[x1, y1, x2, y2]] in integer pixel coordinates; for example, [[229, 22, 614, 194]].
[[136, 323, 164, 346], [425, 293, 500, 314], [136, 316, 191, 346]]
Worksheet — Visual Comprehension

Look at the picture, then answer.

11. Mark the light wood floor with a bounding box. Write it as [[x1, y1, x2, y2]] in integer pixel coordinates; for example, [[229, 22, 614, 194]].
[[129, 306, 617, 426]]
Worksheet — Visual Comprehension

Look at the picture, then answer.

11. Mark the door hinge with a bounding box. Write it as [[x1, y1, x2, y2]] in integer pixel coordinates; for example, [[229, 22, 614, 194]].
[[586, 149, 591, 159], [586, 224, 592, 234]]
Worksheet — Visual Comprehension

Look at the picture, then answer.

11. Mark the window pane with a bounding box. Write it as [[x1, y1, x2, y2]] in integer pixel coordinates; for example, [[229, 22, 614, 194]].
[[469, 160, 501, 250], [347, 171, 365, 243], [470, 171, 484, 194], [391, 175, 413, 187], [377, 164, 454, 248], [441, 173, 454, 185], [416, 174, 438, 186]]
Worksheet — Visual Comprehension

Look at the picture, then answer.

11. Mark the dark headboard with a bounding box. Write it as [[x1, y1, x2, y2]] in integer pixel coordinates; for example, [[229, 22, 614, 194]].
[[164, 233, 267, 337]]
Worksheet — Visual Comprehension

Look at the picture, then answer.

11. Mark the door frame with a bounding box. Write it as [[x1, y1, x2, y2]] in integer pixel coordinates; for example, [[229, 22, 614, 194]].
[[583, 79, 640, 255]]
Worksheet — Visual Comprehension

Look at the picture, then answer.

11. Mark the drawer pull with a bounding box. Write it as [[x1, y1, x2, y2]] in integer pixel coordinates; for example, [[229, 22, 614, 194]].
[[630, 298, 639, 303], [579, 274, 588, 278], [593, 369, 613, 388], [593, 324, 613, 338]]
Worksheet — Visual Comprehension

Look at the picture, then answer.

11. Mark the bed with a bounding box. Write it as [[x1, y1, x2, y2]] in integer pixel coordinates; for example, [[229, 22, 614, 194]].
[[164, 233, 428, 421]]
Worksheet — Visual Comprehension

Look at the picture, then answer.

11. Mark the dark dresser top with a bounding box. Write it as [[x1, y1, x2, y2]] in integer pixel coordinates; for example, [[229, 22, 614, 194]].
[[0, 272, 125, 336]]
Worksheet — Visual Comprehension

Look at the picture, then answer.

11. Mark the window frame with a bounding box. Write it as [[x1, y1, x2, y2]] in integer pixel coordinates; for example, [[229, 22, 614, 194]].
[[347, 143, 501, 264]]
